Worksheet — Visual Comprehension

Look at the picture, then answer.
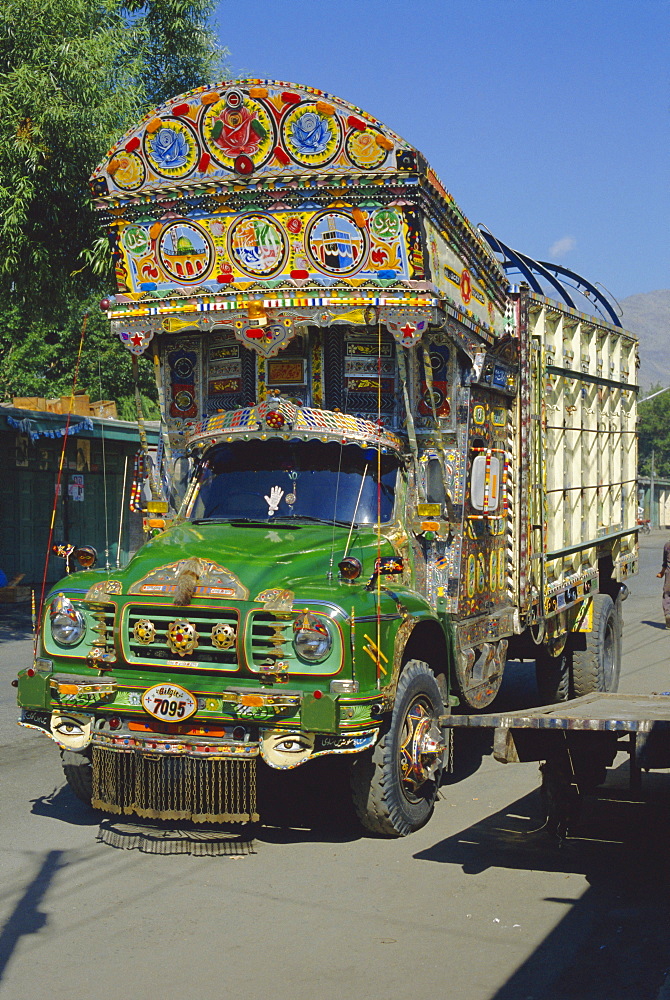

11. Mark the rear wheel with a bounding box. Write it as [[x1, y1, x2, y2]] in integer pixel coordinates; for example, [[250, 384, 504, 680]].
[[572, 593, 621, 696], [61, 748, 93, 805], [349, 660, 445, 837]]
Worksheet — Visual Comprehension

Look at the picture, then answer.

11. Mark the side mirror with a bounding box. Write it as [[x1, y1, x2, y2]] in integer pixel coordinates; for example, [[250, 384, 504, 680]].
[[51, 543, 97, 572], [470, 453, 501, 512]]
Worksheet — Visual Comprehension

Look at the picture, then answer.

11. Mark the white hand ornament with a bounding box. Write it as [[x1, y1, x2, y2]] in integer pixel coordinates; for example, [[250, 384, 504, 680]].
[[264, 485, 284, 516]]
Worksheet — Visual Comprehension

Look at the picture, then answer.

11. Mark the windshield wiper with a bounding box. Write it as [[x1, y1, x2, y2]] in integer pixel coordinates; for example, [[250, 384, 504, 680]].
[[272, 514, 356, 528], [192, 517, 264, 525], [191, 517, 234, 524], [191, 515, 358, 528], [191, 517, 304, 529]]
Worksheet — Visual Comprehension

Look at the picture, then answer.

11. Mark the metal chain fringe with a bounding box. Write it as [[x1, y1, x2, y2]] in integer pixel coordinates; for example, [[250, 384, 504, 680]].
[[91, 747, 259, 823]]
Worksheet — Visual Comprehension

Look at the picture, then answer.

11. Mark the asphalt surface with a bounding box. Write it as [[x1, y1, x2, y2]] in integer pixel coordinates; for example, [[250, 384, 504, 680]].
[[1, 532, 670, 1000]]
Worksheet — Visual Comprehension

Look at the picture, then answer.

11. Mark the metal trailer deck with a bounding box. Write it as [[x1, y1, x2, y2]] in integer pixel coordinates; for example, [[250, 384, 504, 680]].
[[440, 694, 670, 835]]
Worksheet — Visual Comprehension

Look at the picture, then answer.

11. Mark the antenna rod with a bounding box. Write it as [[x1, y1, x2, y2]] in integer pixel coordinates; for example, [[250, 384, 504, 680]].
[[342, 463, 369, 561], [117, 454, 128, 569]]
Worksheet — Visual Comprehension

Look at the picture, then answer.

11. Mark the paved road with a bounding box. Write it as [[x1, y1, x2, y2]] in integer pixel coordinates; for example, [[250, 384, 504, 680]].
[[1, 532, 670, 1000]]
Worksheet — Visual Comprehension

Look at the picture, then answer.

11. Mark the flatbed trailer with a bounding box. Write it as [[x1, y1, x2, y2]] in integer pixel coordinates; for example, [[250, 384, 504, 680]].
[[441, 694, 670, 835]]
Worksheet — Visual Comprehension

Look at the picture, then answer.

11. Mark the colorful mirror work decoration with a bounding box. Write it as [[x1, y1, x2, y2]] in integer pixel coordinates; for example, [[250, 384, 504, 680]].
[[185, 396, 405, 454], [91, 80, 509, 357]]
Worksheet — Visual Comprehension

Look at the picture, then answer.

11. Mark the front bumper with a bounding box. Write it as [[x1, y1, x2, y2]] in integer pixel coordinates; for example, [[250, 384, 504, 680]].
[[19, 676, 379, 770]]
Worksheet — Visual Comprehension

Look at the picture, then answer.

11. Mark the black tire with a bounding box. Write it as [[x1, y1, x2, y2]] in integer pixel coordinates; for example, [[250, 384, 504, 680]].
[[61, 748, 93, 805], [349, 660, 445, 837], [572, 593, 621, 697], [535, 642, 572, 704]]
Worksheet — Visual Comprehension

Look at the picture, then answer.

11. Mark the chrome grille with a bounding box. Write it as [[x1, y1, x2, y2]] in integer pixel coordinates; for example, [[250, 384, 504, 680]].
[[125, 605, 240, 671], [248, 609, 342, 675], [83, 602, 116, 640], [80, 601, 117, 664], [249, 611, 295, 671]]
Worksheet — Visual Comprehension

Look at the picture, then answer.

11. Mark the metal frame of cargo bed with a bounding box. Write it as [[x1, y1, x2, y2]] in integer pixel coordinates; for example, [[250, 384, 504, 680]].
[[441, 694, 670, 815]]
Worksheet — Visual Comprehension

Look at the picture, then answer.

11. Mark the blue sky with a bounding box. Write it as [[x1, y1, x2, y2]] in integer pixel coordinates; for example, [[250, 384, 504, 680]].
[[213, 0, 668, 301]]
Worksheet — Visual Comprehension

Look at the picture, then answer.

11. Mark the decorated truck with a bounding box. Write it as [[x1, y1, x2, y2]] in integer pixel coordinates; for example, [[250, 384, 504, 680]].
[[16, 80, 638, 836]]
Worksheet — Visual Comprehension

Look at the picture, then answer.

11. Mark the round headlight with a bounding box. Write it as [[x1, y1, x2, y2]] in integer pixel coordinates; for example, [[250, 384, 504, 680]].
[[50, 594, 86, 646], [292, 611, 333, 663]]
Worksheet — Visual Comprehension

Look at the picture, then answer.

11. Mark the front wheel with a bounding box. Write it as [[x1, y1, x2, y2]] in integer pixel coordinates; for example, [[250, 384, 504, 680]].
[[535, 642, 572, 704], [349, 660, 445, 837], [61, 748, 93, 805]]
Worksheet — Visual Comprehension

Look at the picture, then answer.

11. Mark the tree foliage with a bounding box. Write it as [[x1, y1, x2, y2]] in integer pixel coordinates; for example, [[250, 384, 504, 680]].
[[0, 0, 225, 406], [0, 1, 142, 305], [125, 1, 224, 108], [638, 386, 670, 478], [0, 291, 160, 417]]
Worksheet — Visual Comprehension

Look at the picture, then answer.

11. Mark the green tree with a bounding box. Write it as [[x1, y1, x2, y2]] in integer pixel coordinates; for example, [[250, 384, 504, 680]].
[[0, 292, 160, 418], [0, 0, 225, 405], [638, 386, 670, 478], [125, 0, 224, 108]]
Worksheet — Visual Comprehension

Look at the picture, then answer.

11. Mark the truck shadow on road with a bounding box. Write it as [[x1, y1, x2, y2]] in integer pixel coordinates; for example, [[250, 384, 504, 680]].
[[253, 755, 363, 844], [29, 755, 364, 849], [31, 784, 264, 854], [30, 785, 101, 826], [415, 762, 670, 1000]]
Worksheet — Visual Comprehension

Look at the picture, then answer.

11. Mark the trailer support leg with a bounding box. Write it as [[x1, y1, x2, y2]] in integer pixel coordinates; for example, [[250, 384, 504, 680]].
[[629, 733, 642, 795], [540, 746, 581, 842]]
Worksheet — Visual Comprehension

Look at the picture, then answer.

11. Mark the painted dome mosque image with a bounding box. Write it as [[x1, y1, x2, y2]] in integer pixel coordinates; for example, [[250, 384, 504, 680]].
[[159, 222, 213, 281]]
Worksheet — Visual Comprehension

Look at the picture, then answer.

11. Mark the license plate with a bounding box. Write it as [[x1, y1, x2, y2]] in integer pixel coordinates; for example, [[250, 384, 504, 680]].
[[142, 683, 197, 722]]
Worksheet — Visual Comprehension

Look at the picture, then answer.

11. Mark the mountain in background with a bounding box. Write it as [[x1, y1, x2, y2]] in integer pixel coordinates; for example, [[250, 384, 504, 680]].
[[619, 289, 670, 391]]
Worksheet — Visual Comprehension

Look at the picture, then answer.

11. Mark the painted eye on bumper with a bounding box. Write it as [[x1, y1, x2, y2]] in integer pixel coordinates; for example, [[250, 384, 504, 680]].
[[50, 713, 92, 750]]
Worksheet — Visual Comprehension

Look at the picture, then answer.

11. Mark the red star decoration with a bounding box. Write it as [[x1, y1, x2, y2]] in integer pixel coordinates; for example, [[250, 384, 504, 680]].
[[400, 323, 416, 339], [130, 332, 144, 346]]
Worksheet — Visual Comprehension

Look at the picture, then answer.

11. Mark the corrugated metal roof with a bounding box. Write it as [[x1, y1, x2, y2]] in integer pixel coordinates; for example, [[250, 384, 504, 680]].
[[0, 404, 160, 444]]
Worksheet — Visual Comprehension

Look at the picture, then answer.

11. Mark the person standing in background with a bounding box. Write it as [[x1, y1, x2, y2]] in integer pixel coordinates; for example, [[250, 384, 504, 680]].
[[657, 538, 670, 628]]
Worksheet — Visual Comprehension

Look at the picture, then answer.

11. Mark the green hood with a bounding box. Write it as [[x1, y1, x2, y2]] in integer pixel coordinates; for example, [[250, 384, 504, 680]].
[[118, 520, 397, 602]]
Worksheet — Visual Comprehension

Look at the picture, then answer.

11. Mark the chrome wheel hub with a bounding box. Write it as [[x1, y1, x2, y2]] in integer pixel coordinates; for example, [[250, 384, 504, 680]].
[[399, 699, 445, 794]]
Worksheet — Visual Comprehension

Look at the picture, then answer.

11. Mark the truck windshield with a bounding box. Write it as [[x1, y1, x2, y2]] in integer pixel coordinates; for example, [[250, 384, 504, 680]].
[[187, 440, 399, 525]]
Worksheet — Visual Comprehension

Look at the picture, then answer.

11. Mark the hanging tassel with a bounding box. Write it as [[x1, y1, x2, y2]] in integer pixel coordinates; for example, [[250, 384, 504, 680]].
[[173, 557, 204, 607]]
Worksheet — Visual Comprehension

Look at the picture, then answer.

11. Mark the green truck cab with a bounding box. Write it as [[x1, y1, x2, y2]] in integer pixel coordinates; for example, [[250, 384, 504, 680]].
[[17, 79, 637, 835]]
